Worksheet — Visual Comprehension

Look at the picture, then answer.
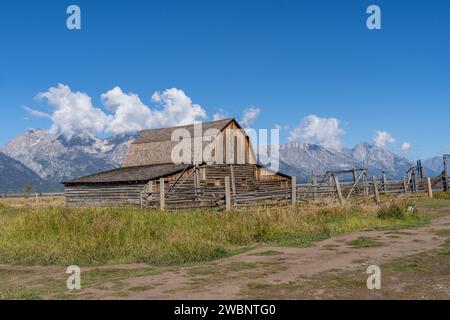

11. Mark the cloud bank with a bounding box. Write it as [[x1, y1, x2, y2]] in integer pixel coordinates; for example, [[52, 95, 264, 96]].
[[37, 84, 108, 138], [35, 84, 208, 138], [240, 107, 261, 128], [288, 115, 345, 150], [23, 106, 50, 119], [373, 130, 395, 148], [400, 142, 412, 154]]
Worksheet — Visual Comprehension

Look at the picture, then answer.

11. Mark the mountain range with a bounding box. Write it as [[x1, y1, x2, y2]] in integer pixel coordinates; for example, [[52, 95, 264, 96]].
[[0, 129, 445, 193], [278, 142, 439, 181], [0, 129, 136, 193], [0, 152, 47, 193]]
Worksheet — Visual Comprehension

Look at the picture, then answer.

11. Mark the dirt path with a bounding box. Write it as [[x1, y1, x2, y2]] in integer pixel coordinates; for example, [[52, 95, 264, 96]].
[[107, 213, 450, 299], [2, 207, 449, 300]]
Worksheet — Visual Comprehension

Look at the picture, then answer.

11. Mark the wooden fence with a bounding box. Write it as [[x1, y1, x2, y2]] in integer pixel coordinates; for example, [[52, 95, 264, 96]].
[[141, 173, 450, 211], [1, 192, 64, 199]]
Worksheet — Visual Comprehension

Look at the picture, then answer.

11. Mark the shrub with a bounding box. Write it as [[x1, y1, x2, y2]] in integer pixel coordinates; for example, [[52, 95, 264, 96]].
[[433, 191, 450, 200], [377, 203, 406, 220]]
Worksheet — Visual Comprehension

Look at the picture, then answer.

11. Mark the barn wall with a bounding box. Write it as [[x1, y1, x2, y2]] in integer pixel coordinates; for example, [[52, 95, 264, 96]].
[[65, 165, 290, 208], [215, 121, 257, 165], [257, 167, 289, 181], [64, 183, 146, 207]]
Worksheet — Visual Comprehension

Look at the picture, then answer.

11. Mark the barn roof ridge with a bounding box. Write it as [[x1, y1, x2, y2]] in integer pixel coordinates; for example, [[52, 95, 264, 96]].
[[132, 118, 237, 144]]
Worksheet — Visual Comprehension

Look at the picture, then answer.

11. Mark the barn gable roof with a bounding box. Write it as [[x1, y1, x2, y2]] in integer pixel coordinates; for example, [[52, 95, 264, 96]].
[[132, 118, 235, 144], [64, 163, 191, 185], [123, 118, 249, 167]]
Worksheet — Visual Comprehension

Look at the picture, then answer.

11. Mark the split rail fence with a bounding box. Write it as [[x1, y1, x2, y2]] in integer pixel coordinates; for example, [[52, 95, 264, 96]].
[[141, 172, 450, 211]]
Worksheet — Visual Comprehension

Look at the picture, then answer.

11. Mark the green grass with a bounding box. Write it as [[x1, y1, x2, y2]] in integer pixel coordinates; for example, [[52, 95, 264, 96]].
[[249, 250, 284, 256], [347, 237, 383, 248], [416, 198, 450, 207], [0, 265, 164, 300], [433, 191, 450, 200], [128, 285, 154, 292], [247, 282, 272, 289], [433, 229, 450, 237], [322, 244, 339, 251], [0, 201, 441, 266]]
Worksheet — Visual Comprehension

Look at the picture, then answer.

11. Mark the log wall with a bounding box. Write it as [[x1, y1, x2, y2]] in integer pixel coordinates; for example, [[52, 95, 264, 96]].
[[64, 183, 147, 207]]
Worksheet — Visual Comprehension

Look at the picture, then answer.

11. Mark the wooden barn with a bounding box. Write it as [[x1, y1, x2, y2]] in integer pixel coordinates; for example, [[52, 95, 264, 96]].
[[64, 118, 292, 208]]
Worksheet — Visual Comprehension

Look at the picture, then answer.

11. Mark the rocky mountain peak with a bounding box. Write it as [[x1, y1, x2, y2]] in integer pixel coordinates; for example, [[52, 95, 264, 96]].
[[0, 131, 137, 183]]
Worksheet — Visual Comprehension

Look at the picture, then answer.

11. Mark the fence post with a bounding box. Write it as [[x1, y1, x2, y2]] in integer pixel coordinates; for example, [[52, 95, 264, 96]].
[[224, 176, 232, 211], [444, 158, 449, 192], [160, 178, 165, 211], [291, 176, 297, 206], [333, 175, 344, 205], [372, 176, 380, 205], [363, 174, 369, 197], [312, 173, 317, 200], [427, 177, 433, 199], [230, 165, 237, 205], [382, 173, 387, 194], [403, 176, 408, 198], [149, 181, 154, 202]]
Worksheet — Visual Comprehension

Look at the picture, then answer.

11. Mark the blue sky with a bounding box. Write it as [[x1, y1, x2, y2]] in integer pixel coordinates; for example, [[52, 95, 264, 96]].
[[0, 0, 449, 159]]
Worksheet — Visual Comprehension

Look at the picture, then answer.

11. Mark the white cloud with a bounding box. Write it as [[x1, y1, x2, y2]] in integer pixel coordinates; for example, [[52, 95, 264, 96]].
[[212, 108, 228, 121], [103, 87, 207, 135], [36, 84, 208, 137], [240, 107, 260, 128], [401, 142, 412, 153], [150, 88, 207, 128], [274, 124, 289, 131], [373, 130, 395, 148], [288, 115, 345, 150], [23, 106, 50, 119], [37, 84, 108, 138], [101, 87, 153, 135]]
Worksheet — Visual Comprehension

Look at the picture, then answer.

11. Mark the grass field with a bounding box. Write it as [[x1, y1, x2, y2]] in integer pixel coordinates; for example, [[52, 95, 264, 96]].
[[0, 197, 442, 266], [1, 197, 450, 299], [0, 196, 64, 208]]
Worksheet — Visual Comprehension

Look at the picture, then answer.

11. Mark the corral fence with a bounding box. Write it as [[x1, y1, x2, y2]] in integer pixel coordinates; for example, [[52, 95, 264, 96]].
[[0, 192, 64, 199], [140, 176, 293, 211], [140, 172, 450, 211]]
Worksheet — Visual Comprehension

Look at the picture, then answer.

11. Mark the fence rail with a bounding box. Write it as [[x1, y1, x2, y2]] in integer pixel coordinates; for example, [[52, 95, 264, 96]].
[[140, 173, 450, 211], [1, 192, 64, 199]]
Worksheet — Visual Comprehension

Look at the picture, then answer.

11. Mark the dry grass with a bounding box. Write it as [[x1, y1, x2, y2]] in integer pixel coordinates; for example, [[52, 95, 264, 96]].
[[0, 196, 64, 208], [0, 199, 432, 267]]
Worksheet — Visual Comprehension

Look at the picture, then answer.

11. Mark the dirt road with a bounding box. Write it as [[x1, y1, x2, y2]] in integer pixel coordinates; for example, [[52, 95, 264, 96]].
[[115, 213, 450, 299], [2, 205, 450, 300]]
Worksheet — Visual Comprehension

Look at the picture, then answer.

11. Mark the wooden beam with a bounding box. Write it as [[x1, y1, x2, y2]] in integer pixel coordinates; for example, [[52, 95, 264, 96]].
[[312, 172, 317, 200], [372, 176, 380, 205], [403, 176, 408, 198], [427, 177, 433, 199], [224, 176, 231, 211], [352, 167, 356, 184], [194, 165, 201, 200], [444, 156, 449, 192], [382, 173, 387, 194], [230, 165, 236, 204], [291, 176, 297, 206], [346, 170, 365, 199], [333, 175, 344, 205], [160, 178, 165, 211], [363, 172, 369, 197]]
